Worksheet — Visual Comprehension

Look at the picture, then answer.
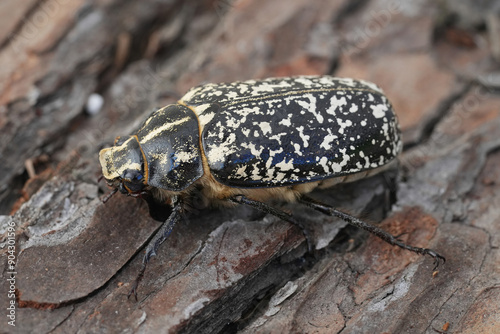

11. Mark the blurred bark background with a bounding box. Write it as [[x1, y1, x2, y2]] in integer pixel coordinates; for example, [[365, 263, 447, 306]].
[[1, 0, 499, 333]]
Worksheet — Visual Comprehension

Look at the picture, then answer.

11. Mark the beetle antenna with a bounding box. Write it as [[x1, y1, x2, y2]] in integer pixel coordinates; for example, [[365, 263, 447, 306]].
[[102, 188, 118, 203], [97, 174, 104, 183]]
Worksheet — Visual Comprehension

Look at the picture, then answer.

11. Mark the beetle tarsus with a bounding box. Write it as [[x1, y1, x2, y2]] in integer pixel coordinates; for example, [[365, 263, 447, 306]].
[[127, 200, 182, 300], [229, 195, 314, 252], [128, 263, 146, 301], [298, 194, 446, 267], [388, 236, 446, 269]]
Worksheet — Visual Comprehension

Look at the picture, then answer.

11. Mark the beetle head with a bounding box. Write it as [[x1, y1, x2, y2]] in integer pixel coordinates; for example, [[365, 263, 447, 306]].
[[99, 135, 148, 200]]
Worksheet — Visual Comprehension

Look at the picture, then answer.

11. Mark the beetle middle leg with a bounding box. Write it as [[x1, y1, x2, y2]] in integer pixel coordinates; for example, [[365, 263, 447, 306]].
[[229, 195, 313, 252], [128, 199, 182, 300], [298, 194, 445, 269]]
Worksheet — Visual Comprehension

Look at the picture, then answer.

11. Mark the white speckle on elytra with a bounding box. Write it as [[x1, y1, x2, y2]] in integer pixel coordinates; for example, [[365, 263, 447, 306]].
[[319, 156, 329, 173], [364, 156, 371, 169], [320, 133, 338, 150], [330, 148, 350, 173], [235, 165, 248, 178], [227, 133, 236, 144], [264, 167, 276, 181], [293, 143, 303, 156], [275, 158, 294, 171], [371, 104, 388, 119], [269, 132, 285, 144], [225, 117, 239, 129], [239, 85, 249, 94], [258, 122, 272, 135], [297, 126, 310, 148], [279, 115, 292, 126], [235, 106, 262, 118], [226, 91, 239, 99], [297, 94, 324, 123], [265, 157, 273, 169], [336, 118, 352, 135], [381, 122, 390, 140], [327, 96, 347, 115], [206, 143, 236, 170], [275, 172, 286, 182], [242, 142, 264, 157], [251, 168, 261, 180], [295, 77, 315, 86]]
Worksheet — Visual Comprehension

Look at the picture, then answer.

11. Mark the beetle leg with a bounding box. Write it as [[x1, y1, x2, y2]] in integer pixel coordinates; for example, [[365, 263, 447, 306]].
[[229, 195, 313, 252], [101, 188, 118, 203], [298, 194, 445, 269], [128, 199, 182, 300]]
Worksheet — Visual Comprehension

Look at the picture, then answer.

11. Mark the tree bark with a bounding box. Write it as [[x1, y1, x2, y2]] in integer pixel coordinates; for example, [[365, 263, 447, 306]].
[[1, 0, 499, 333]]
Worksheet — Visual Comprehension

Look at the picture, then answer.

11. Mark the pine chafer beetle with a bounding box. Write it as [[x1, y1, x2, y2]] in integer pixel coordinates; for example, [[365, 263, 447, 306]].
[[99, 75, 445, 297]]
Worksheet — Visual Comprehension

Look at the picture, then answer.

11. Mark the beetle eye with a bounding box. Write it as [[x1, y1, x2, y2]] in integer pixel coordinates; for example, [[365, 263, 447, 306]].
[[123, 169, 145, 185], [122, 170, 145, 193]]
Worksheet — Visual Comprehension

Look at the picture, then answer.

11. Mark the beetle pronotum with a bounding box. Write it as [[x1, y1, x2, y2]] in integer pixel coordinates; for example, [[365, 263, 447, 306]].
[[99, 75, 444, 298]]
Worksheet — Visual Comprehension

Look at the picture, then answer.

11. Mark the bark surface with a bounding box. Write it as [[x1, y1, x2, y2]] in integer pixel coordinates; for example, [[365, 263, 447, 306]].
[[1, 1, 499, 333]]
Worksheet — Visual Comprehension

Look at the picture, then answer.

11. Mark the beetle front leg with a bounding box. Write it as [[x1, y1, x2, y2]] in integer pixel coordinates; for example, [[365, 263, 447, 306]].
[[298, 194, 445, 269], [228, 195, 313, 252], [128, 199, 183, 300]]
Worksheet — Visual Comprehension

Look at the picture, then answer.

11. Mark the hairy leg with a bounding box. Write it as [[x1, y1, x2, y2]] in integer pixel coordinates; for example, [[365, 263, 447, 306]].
[[298, 194, 445, 269]]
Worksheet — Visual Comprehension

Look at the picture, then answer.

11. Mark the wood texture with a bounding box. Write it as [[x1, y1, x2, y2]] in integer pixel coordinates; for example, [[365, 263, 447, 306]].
[[1, 0, 499, 333]]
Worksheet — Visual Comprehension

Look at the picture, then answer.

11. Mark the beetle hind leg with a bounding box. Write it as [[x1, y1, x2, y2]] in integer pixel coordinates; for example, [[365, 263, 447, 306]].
[[229, 195, 313, 252], [298, 194, 445, 269]]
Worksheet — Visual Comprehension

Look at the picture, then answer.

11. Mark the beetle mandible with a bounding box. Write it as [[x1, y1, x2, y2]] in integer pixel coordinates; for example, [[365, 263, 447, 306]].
[[99, 75, 445, 298]]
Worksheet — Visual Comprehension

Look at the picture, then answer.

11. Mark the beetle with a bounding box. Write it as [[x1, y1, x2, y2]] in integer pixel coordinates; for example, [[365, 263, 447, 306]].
[[99, 75, 445, 298]]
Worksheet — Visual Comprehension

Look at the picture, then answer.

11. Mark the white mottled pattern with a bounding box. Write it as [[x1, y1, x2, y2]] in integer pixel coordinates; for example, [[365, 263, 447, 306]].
[[179, 75, 401, 188]]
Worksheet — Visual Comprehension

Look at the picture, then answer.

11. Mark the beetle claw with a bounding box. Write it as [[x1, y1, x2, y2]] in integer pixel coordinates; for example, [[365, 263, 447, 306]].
[[127, 283, 139, 301], [298, 194, 446, 269], [424, 249, 446, 271]]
